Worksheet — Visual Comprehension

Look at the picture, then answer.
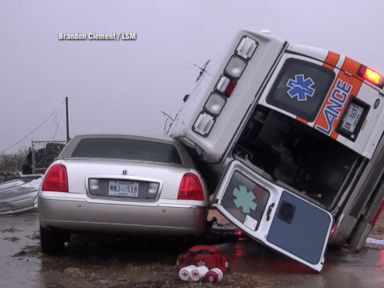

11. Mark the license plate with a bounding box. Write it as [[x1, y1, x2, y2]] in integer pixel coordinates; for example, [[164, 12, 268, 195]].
[[108, 180, 139, 197], [340, 103, 364, 133]]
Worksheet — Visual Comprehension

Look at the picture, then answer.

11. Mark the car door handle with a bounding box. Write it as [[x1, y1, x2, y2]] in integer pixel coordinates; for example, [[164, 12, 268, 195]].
[[266, 203, 275, 221]]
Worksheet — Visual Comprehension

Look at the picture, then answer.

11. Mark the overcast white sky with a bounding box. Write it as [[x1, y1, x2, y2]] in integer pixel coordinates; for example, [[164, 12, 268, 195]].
[[1, 0, 383, 154]]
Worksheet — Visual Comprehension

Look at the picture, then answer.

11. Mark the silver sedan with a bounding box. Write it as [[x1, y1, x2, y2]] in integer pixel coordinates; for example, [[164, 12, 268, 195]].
[[38, 135, 209, 254]]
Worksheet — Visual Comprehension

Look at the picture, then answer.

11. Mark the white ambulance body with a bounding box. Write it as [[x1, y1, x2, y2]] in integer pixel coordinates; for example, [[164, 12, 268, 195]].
[[169, 30, 384, 271]]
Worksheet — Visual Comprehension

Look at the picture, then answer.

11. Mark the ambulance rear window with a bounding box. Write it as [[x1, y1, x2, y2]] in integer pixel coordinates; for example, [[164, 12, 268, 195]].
[[267, 58, 334, 122]]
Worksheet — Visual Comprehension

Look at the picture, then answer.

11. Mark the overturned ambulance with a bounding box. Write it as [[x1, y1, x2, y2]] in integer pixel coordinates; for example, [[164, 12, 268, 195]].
[[169, 30, 384, 271]]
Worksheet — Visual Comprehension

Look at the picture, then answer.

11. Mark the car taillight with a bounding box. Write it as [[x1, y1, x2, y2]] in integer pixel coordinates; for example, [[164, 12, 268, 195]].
[[178, 173, 204, 201], [42, 164, 68, 192], [358, 65, 384, 88]]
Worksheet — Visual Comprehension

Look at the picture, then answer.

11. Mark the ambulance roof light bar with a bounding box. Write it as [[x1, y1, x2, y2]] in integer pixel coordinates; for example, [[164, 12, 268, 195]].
[[358, 65, 384, 89]]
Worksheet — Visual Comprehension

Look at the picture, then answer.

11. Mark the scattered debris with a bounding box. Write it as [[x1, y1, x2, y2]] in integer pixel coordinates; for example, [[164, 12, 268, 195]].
[[364, 237, 384, 249], [205, 267, 224, 283], [0, 176, 42, 215], [64, 267, 85, 278], [177, 245, 229, 283], [3, 236, 20, 242], [177, 245, 229, 272], [12, 245, 40, 258], [2, 226, 20, 233], [27, 232, 40, 240]]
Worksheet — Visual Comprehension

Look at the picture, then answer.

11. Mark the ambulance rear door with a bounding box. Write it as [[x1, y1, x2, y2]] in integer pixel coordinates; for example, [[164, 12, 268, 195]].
[[215, 160, 333, 272]]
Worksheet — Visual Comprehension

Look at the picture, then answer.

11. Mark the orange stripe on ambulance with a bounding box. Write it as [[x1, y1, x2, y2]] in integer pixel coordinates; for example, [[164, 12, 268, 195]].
[[315, 79, 352, 136]]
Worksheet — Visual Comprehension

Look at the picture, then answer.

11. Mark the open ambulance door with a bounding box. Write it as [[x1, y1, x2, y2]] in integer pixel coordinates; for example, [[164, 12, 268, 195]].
[[214, 160, 333, 272]]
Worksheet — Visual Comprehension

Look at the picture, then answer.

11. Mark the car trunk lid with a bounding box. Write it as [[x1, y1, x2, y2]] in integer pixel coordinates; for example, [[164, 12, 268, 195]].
[[55, 158, 189, 201]]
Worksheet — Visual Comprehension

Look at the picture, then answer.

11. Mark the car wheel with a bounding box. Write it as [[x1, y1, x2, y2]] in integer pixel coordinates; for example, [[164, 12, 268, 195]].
[[40, 226, 69, 254]]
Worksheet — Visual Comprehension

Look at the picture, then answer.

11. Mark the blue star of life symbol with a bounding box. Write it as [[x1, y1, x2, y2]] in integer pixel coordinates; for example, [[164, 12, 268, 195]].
[[233, 185, 257, 214], [286, 74, 316, 102]]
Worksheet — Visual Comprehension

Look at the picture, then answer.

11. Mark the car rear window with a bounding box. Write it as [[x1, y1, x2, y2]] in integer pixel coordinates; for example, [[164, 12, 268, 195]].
[[71, 138, 182, 164]]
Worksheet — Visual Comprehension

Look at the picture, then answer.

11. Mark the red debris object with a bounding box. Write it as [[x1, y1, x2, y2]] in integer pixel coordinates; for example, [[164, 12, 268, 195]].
[[190, 265, 209, 282], [176, 245, 229, 272], [179, 265, 196, 281], [205, 268, 224, 283]]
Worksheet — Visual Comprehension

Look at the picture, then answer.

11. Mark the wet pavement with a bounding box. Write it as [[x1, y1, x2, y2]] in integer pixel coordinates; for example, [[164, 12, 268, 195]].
[[1, 211, 384, 288]]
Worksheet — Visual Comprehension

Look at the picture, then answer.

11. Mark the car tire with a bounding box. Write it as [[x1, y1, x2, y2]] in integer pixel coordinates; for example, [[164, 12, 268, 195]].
[[40, 226, 69, 254]]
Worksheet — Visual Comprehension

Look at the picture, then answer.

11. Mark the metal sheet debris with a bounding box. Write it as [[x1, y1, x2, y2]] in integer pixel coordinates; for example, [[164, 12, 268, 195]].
[[0, 176, 42, 215]]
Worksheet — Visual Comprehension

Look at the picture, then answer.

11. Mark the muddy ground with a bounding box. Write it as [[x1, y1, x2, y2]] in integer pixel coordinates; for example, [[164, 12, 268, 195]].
[[1, 210, 384, 288], [370, 210, 384, 239]]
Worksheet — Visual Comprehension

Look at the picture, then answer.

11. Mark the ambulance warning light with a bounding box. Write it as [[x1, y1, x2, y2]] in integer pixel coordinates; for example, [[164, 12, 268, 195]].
[[204, 93, 226, 116], [225, 56, 246, 79], [235, 36, 258, 60], [358, 65, 384, 88], [216, 76, 231, 94], [216, 76, 237, 97], [193, 112, 215, 137]]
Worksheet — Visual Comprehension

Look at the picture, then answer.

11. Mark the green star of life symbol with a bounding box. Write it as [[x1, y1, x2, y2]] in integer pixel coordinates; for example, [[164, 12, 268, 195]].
[[233, 185, 257, 214]]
